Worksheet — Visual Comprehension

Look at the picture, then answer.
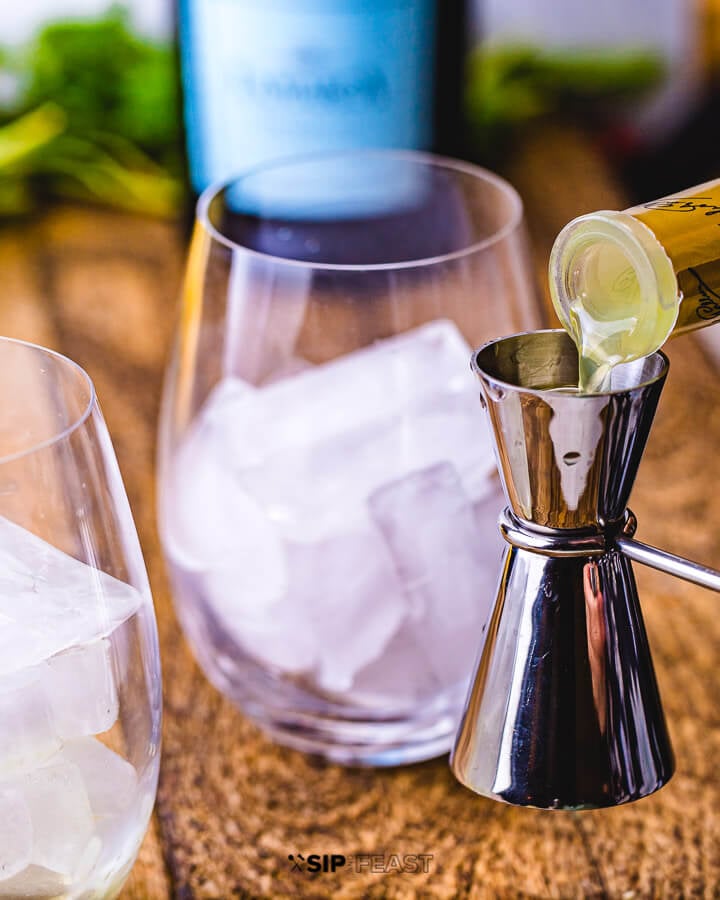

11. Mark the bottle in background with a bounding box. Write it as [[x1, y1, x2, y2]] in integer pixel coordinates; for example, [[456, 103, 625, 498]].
[[178, 0, 467, 197]]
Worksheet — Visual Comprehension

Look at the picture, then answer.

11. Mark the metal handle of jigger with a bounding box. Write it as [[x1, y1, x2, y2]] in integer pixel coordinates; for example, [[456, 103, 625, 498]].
[[616, 521, 720, 592]]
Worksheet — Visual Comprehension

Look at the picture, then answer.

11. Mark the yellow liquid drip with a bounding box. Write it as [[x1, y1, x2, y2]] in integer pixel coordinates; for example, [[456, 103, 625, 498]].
[[563, 240, 677, 392], [568, 301, 635, 392]]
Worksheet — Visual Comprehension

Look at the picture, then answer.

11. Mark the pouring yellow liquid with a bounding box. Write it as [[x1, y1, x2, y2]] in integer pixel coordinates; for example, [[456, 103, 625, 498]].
[[550, 179, 720, 391]]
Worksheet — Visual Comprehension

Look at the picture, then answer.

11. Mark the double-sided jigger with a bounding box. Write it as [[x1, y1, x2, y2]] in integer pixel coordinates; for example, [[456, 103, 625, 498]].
[[450, 330, 720, 810]]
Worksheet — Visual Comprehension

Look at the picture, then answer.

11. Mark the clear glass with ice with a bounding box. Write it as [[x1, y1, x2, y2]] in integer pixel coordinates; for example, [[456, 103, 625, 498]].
[[0, 338, 161, 897], [158, 151, 541, 765]]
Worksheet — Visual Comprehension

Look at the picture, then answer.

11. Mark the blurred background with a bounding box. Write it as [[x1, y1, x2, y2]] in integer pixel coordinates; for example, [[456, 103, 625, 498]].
[[0, 0, 718, 223], [3, 6, 720, 896]]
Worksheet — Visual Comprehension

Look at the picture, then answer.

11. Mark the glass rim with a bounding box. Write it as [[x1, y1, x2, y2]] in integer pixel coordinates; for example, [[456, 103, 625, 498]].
[[196, 148, 525, 272], [0, 335, 96, 466]]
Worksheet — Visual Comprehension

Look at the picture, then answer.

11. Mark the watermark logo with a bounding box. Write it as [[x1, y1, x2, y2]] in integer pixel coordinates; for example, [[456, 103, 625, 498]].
[[288, 854, 346, 873], [288, 853, 433, 875]]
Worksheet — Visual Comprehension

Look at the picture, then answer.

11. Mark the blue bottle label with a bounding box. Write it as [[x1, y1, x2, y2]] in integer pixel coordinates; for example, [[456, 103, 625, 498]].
[[181, 0, 437, 194]]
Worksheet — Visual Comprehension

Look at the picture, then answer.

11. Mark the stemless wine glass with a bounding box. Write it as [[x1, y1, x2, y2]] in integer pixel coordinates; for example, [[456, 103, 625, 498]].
[[0, 338, 162, 898], [158, 150, 542, 765]]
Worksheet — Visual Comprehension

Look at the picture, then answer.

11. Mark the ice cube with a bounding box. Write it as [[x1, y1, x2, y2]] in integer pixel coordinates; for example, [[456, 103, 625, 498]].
[[351, 480, 507, 708], [71, 836, 102, 886], [22, 759, 94, 876], [284, 531, 406, 692], [0, 617, 57, 680], [350, 627, 443, 708], [45, 640, 118, 740], [204, 528, 406, 689], [0, 865, 67, 898], [368, 462, 503, 687], [0, 517, 142, 675], [213, 588, 317, 677], [60, 738, 137, 820], [0, 784, 33, 882], [0, 666, 60, 774], [214, 319, 481, 467], [166, 418, 287, 615], [199, 376, 257, 433]]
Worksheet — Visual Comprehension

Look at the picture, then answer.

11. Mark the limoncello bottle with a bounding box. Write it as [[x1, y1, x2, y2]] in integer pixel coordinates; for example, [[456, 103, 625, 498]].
[[549, 178, 720, 390]]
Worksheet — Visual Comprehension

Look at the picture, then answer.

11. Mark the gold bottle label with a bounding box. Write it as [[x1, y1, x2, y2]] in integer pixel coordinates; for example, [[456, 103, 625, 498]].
[[629, 179, 720, 333], [676, 260, 720, 333]]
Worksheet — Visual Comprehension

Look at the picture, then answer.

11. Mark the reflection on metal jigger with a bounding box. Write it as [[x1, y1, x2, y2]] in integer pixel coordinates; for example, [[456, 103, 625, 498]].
[[451, 330, 720, 810]]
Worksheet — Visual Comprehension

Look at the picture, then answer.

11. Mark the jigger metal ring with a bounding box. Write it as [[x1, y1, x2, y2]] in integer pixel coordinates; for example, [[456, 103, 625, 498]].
[[499, 508, 638, 558]]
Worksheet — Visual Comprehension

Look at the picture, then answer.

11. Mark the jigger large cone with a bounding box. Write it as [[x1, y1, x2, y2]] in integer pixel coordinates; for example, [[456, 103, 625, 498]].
[[450, 330, 675, 809]]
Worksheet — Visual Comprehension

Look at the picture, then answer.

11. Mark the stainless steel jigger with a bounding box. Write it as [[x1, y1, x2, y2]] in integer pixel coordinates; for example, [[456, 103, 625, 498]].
[[450, 329, 720, 810]]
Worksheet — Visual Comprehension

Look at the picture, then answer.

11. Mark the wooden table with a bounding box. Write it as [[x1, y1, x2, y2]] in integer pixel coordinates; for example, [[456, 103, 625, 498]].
[[2, 129, 720, 898]]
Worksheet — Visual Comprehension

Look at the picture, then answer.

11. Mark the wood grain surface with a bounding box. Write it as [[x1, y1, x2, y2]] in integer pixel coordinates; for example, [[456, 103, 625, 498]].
[[1, 129, 719, 899]]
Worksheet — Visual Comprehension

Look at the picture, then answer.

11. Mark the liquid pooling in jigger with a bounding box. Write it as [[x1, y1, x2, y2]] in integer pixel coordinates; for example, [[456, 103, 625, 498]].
[[0, 517, 157, 899]]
